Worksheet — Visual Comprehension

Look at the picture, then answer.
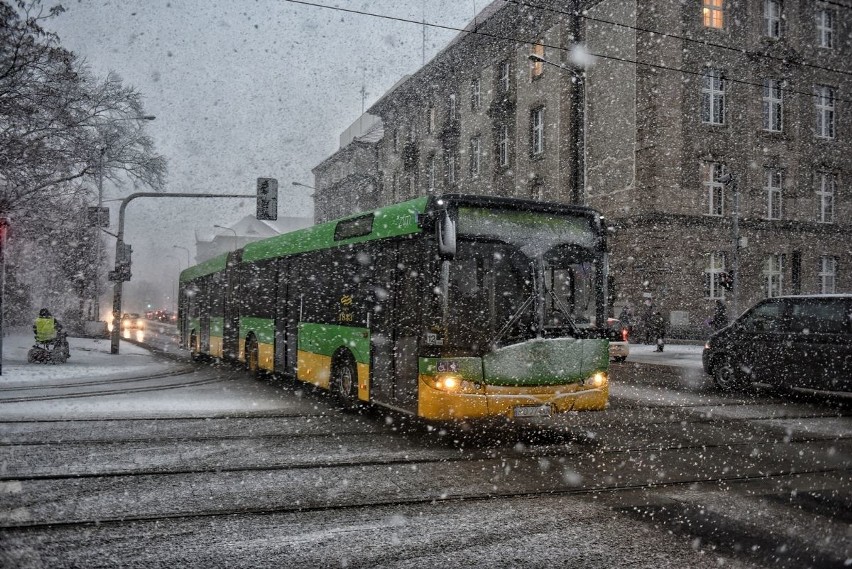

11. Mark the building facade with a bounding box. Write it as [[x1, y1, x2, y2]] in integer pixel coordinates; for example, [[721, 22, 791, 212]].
[[312, 0, 851, 336]]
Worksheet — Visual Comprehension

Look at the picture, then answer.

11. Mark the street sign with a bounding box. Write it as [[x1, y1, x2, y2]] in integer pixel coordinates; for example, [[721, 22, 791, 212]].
[[256, 178, 278, 221], [88, 206, 110, 227]]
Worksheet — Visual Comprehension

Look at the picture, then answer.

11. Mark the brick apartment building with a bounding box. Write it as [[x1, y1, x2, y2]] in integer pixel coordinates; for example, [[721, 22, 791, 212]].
[[313, 0, 851, 336]]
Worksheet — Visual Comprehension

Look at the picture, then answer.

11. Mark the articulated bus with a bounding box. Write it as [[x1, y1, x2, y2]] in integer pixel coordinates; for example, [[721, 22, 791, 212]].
[[178, 194, 611, 422]]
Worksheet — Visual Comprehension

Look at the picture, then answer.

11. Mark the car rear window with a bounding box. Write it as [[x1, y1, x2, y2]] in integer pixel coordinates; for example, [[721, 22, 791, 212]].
[[787, 300, 850, 334]]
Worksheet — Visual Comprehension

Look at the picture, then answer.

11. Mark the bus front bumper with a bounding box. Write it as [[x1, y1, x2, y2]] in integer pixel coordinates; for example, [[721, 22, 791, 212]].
[[417, 374, 609, 421]]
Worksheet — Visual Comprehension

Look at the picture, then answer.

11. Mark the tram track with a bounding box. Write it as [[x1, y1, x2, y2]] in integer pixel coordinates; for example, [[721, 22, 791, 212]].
[[1, 465, 844, 531], [0, 367, 198, 392]]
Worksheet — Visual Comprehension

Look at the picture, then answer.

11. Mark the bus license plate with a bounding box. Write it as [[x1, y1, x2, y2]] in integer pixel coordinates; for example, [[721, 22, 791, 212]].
[[514, 405, 552, 418]]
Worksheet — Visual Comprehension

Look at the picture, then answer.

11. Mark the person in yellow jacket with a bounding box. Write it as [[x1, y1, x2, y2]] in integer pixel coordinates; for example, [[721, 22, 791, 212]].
[[33, 308, 70, 358]]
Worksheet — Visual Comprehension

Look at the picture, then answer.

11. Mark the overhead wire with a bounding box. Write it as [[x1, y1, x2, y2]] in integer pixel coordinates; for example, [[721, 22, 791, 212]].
[[279, 0, 852, 105]]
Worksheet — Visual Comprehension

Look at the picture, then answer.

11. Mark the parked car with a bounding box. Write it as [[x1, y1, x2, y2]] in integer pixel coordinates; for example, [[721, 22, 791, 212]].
[[606, 317, 630, 362], [703, 295, 852, 392], [120, 313, 145, 331]]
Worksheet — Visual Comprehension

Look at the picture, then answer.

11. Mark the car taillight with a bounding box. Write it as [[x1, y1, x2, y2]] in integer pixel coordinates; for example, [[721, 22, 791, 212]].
[[622, 329, 628, 342]]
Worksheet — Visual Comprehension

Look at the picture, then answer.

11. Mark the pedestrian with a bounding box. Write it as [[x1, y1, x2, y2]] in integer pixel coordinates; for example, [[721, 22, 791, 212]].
[[651, 311, 667, 352], [641, 304, 655, 344], [710, 299, 729, 331], [618, 305, 633, 341]]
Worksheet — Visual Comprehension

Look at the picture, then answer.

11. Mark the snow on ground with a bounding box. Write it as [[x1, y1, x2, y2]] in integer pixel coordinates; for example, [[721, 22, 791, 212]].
[[625, 342, 705, 369], [0, 330, 173, 386]]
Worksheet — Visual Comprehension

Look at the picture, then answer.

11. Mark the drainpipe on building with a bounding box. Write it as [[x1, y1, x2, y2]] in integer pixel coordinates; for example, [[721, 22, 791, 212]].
[[569, 11, 585, 205]]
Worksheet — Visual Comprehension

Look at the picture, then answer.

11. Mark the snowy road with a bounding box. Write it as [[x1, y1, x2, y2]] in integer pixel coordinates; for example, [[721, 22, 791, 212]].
[[0, 333, 849, 568]]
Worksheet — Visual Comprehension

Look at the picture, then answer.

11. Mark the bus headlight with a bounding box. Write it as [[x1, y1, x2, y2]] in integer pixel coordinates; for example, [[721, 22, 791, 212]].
[[587, 372, 607, 388], [422, 374, 481, 394]]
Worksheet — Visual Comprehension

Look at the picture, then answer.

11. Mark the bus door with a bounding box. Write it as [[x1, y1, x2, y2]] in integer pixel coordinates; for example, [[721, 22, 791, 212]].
[[199, 275, 211, 353], [222, 249, 243, 361], [274, 258, 290, 375], [370, 241, 421, 413]]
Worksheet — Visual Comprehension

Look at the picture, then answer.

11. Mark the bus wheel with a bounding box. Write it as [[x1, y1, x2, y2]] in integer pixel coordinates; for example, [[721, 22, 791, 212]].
[[246, 336, 261, 377], [333, 354, 357, 410]]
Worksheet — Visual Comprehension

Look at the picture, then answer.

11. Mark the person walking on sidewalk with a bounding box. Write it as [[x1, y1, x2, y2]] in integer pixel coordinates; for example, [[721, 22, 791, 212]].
[[650, 311, 667, 352], [710, 299, 729, 331]]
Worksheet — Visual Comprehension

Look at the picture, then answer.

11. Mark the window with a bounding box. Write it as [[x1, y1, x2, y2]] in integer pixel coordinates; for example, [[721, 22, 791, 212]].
[[470, 78, 481, 110], [817, 172, 835, 223], [764, 0, 782, 38], [448, 93, 457, 120], [701, 69, 725, 125], [815, 85, 835, 139], [334, 214, 374, 241], [702, 162, 726, 216], [499, 59, 510, 92], [446, 150, 458, 185], [498, 124, 510, 167], [762, 79, 783, 132], [426, 106, 435, 134], [703, 0, 724, 28], [705, 252, 727, 299], [819, 256, 837, 294], [469, 136, 481, 179], [530, 42, 544, 79], [531, 107, 544, 155], [765, 168, 782, 220], [764, 254, 784, 298], [426, 155, 436, 192], [816, 9, 834, 48], [408, 122, 417, 143]]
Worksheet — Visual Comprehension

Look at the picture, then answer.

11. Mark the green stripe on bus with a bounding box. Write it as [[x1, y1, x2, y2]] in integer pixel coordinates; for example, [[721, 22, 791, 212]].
[[179, 254, 228, 282], [240, 316, 275, 345], [242, 197, 429, 263], [298, 323, 370, 365]]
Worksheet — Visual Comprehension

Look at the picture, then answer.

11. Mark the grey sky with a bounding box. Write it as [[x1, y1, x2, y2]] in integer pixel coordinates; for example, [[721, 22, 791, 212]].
[[43, 0, 481, 312]]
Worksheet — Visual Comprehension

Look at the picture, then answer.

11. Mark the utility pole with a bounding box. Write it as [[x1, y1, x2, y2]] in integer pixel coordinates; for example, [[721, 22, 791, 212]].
[[721, 173, 740, 318]]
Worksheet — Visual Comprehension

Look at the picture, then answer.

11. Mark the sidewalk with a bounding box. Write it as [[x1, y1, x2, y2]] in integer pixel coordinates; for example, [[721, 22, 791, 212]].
[[623, 343, 705, 370], [1, 332, 175, 388]]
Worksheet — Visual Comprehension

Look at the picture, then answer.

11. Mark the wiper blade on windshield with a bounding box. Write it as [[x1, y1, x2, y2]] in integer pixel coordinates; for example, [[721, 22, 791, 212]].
[[491, 293, 535, 348]]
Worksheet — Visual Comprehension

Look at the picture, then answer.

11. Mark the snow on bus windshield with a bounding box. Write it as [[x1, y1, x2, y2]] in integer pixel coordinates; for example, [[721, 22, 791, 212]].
[[456, 207, 596, 257]]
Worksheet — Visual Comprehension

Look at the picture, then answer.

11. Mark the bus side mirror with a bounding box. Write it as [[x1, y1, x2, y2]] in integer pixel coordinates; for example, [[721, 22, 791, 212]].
[[437, 211, 456, 259]]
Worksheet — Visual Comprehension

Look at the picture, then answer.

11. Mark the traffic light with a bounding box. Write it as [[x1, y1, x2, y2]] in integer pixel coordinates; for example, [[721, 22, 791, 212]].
[[256, 178, 278, 221], [720, 271, 734, 291]]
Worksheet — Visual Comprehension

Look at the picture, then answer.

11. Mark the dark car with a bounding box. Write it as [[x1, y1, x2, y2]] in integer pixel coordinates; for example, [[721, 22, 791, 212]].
[[703, 295, 852, 393]]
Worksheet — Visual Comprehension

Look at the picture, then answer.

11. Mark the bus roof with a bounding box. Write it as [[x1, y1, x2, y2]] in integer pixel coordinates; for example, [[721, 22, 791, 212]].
[[241, 196, 429, 264], [179, 252, 227, 283]]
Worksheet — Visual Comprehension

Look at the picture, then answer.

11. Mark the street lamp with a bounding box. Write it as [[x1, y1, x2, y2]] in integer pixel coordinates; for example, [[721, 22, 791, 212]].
[[172, 245, 191, 267], [213, 224, 238, 252], [93, 115, 156, 322], [291, 181, 317, 193], [719, 172, 740, 319]]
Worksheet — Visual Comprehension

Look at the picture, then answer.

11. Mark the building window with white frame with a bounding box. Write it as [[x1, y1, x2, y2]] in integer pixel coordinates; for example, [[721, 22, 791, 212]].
[[446, 150, 458, 185], [764, 0, 782, 38], [448, 93, 457, 121], [705, 252, 727, 299], [701, 69, 725, 125], [817, 172, 835, 223], [703, 0, 724, 28], [819, 256, 837, 294], [765, 168, 783, 220], [531, 107, 545, 156], [499, 59, 511, 93], [764, 254, 784, 298], [470, 77, 481, 110], [702, 162, 726, 216], [498, 123, 510, 167], [816, 8, 834, 48], [762, 79, 783, 132], [815, 85, 835, 139], [469, 136, 481, 179]]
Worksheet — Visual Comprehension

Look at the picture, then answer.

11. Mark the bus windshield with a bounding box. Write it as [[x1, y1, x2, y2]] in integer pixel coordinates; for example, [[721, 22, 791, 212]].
[[439, 208, 602, 354]]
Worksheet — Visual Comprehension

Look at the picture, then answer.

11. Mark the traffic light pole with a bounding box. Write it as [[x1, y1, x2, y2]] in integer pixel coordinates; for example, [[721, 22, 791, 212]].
[[729, 176, 740, 320], [110, 192, 253, 354]]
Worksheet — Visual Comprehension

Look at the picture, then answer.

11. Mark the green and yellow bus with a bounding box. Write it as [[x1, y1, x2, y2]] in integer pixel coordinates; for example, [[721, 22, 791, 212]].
[[179, 194, 611, 422]]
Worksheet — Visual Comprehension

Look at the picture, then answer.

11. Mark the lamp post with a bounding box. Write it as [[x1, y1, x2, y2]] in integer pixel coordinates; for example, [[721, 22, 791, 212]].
[[213, 224, 238, 252], [291, 181, 316, 192], [93, 115, 156, 322], [719, 173, 740, 318], [172, 245, 191, 267]]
